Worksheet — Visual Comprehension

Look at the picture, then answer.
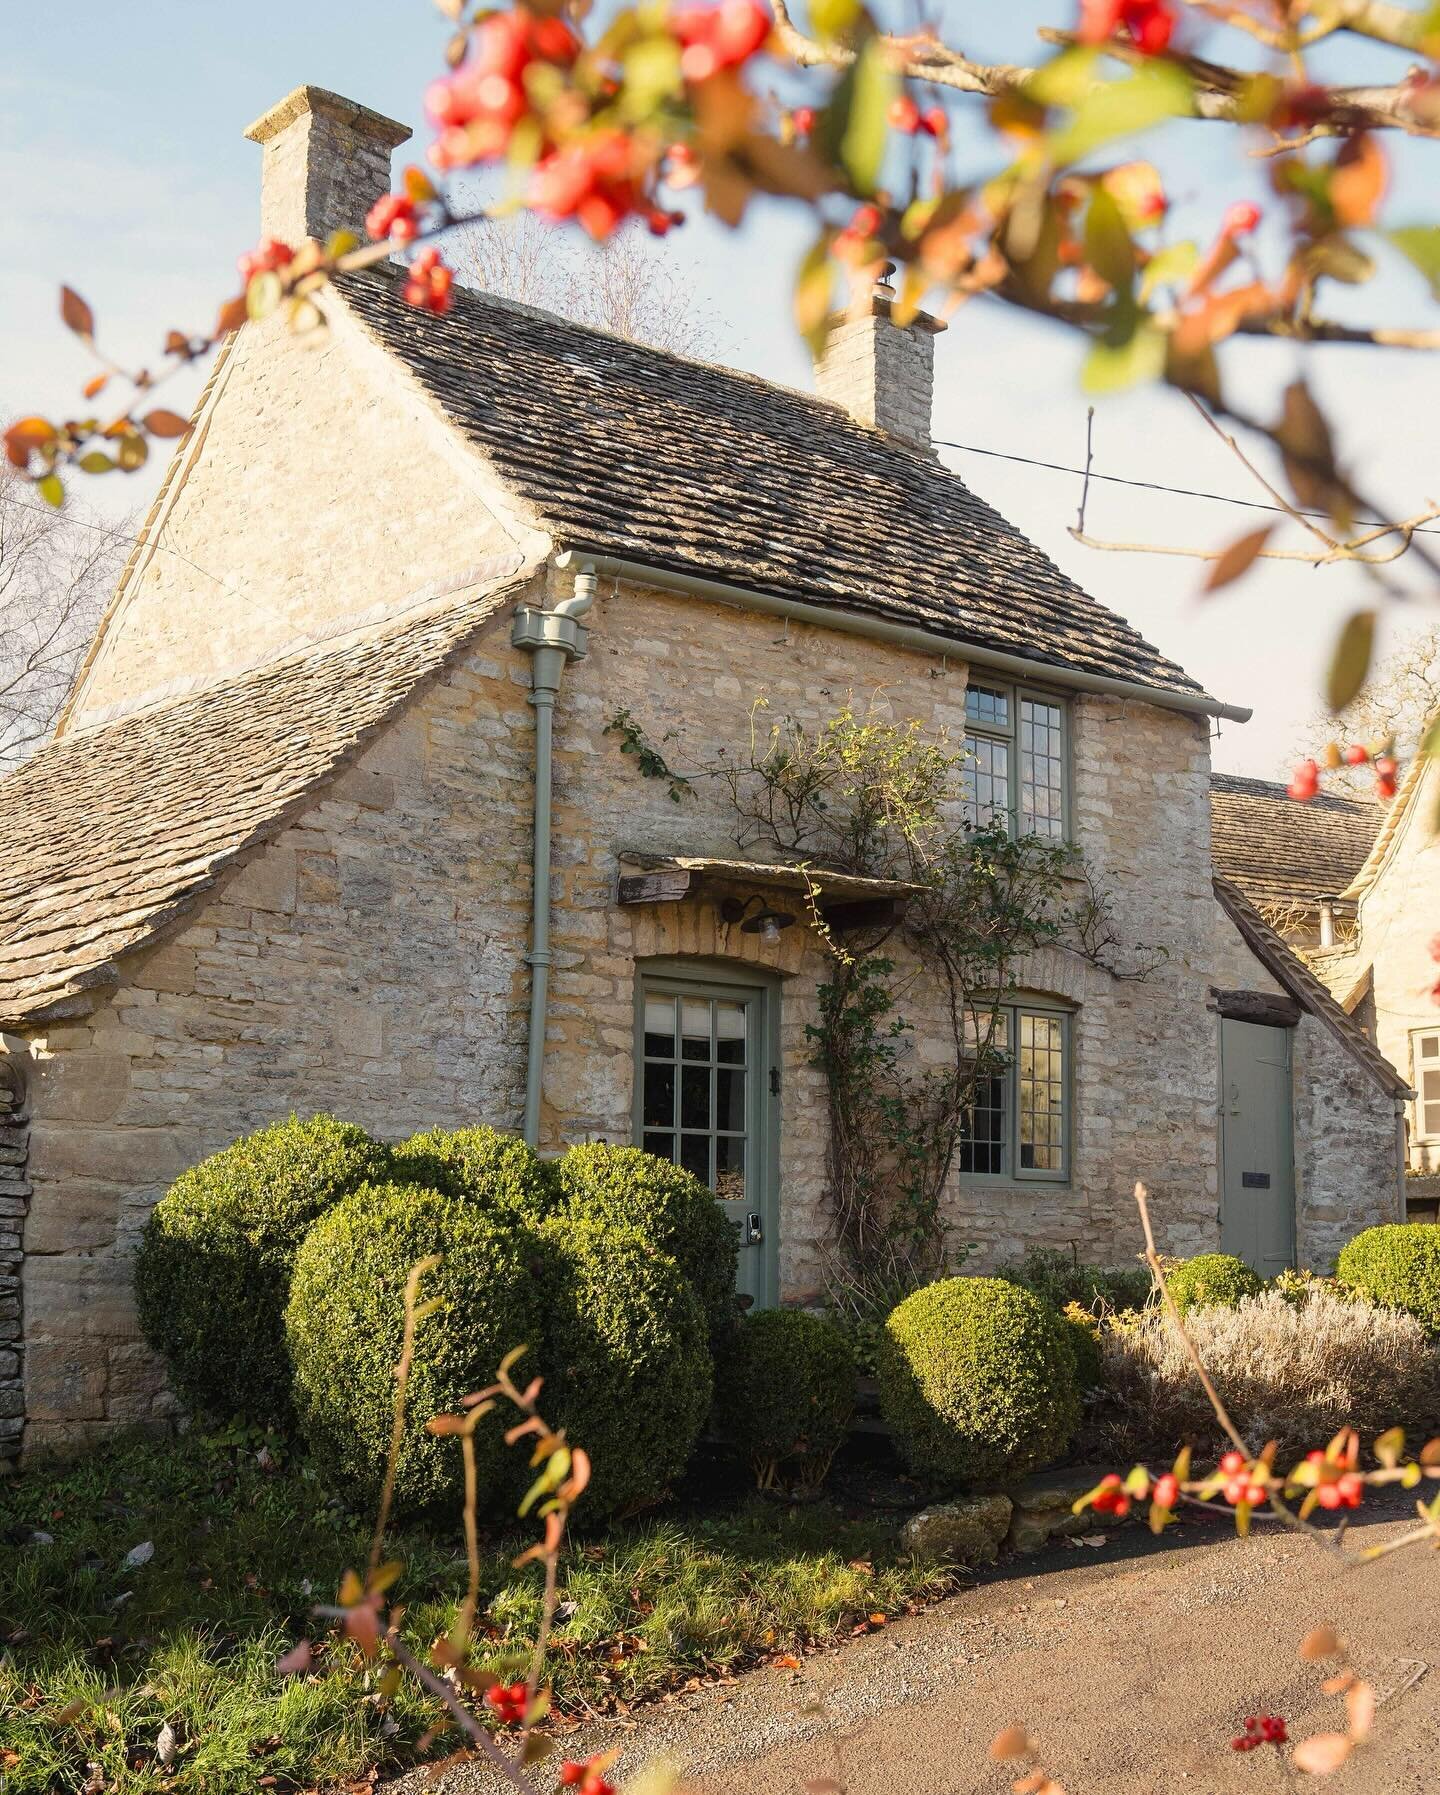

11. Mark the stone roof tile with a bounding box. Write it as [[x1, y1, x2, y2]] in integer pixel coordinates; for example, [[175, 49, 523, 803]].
[[337, 268, 1205, 700], [1210, 772, 1379, 912], [0, 568, 532, 1028]]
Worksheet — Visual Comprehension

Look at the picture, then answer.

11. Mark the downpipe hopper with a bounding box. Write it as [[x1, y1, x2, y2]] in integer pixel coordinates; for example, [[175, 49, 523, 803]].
[[511, 559, 596, 669]]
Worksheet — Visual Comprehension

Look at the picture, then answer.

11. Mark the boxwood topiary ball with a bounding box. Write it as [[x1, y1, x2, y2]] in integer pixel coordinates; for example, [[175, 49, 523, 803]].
[[390, 1125, 557, 1221], [134, 1113, 390, 1424], [285, 1182, 545, 1517], [533, 1215, 711, 1519], [553, 1142, 738, 1346], [712, 1308, 855, 1491], [876, 1276, 1079, 1489], [1166, 1253, 1262, 1318], [1337, 1224, 1440, 1336]]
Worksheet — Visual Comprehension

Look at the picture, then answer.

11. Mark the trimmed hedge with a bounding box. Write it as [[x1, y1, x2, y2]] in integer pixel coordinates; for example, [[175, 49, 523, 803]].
[[876, 1277, 1079, 1488], [535, 1217, 711, 1518], [554, 1143, 738, 1344], [1166, 1253, 1262, 1318], [1338, 1224, 1440, 1336], [1058, 1301, 1104, 1391], [713, 1309, 855, 1491], [134, 1114, 389, 1422], [285, 1183, 545, 1516], [391, 1126, 556, 1220]]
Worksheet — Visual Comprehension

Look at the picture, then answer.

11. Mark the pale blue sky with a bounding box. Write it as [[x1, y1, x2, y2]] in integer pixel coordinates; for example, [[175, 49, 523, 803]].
[[5, 3, 1438, 774]]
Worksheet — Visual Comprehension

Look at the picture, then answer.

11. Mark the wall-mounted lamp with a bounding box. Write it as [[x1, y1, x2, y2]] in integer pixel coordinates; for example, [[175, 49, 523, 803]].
[[720, 894, 797, 946]]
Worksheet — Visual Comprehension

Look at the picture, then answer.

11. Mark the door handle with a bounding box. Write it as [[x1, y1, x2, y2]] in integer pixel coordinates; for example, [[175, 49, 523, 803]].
[[746, 1212, 764, 1245]]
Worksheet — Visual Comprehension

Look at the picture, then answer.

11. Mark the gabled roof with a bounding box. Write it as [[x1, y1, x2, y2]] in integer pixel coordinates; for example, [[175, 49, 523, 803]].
[[337, 267, 1206, 702], [0, 564, 534, 1028], [1209, 773, 1379, 912], [1214, 876, 1411, 1099]]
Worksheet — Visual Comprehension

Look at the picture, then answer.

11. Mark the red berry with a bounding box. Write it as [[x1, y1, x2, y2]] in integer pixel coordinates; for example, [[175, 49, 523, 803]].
[[1316, 1483, 1343, 1509], [1153, 1472, 1179, 1509], [792, 105, 815, 135], [559, 1766, 585, 1788], [921, 105, 948, 138], [1223, 200, 1262, 236], [888, 94, 921, 133], [1219, 1451, 1246, 1476], [1244, 1482, 1267, 1506], [1344, 743, 1369, 765]]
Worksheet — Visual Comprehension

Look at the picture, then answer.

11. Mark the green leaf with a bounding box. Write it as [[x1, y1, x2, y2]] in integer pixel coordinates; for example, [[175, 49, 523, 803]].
[[1048, 61, 1193, 166], [1139, 239, 1197, 302], [37, 472, 64, 507], [1084, 187, 1135, 295], [1081, 318, 1166, 394], [1325, 609, 1375, 714], [1388, 225, 1440, 297], [246, 270, 283, 321], [620, 33, 683, 119], [77, 451, 116, 474], [1024, 46, 1100, 109], [1302, 236, 1376, 286], [837, 35, 896, 195], [793, 232, 835, 356], [809, 0, 861, 43]]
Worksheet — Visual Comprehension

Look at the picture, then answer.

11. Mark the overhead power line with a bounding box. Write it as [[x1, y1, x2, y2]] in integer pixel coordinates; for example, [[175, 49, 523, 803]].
[[935, 437, 1440, 538]]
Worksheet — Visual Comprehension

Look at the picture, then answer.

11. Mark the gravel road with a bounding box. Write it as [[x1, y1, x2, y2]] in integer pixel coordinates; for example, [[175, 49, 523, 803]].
[[390, 1499, 1438, 1795]]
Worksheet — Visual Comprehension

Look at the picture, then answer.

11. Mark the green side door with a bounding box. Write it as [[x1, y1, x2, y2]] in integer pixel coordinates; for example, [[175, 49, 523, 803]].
[[1219, 1017, 1296, 1276]]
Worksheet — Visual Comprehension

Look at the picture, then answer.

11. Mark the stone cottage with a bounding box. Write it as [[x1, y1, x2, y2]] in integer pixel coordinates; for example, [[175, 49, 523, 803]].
[[0, 86, 1408, 1462]]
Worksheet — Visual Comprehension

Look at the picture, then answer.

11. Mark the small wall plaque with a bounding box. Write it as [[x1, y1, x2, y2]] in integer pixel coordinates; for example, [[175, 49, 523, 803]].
[[1241, 1171, 1272, 1189]]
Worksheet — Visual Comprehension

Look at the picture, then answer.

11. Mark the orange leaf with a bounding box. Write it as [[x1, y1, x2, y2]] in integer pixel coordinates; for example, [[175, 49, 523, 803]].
[[868, 1612, 887, 1626], [215, 294, 249, 337], [990, 1725, 1033, 1761], [773, 1654, 802, 1670], [60, 286, 95, 338], [3, 416, 57, 468], [1292, 1732, 1354, 1775], [83, 374, 110, 401], [1300, 1625, 1342, 1661], [1321, 1672, 1356, 1695], [142, 408, 190, 438], [1330, 134, 1387, 230], [1201, 525, 1273, 593], [344, 1603, 380, 1660], [1345, 1679, 1376, 1742]]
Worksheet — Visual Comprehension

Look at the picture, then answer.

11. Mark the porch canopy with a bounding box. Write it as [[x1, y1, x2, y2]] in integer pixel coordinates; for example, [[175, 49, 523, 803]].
[[616, 851, 924, 932]]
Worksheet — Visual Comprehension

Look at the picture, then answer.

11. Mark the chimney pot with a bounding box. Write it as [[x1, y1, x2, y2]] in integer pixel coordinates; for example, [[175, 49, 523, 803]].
[[244, 85, 411, 245], [813, 287, 946, 452]]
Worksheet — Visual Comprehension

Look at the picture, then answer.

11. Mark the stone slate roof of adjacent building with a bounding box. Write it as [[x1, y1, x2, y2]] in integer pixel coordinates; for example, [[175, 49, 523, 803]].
[[1213, 876, 1411, 1099], [0, 565, 533, 1028], [338, 267, 1207, 701], [1209, 772, 1379, 911]]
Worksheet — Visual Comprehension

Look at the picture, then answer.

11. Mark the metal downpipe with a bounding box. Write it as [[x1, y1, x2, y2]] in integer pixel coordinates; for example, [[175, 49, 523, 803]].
[[515, 567, 595, 1147]]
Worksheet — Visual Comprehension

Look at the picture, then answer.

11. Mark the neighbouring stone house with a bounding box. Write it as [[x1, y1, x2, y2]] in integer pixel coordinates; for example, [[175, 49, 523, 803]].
[[1210, 772, 1380, 950], [1304, 744, 1440, 1212], [0, 86, 1408, 1462]]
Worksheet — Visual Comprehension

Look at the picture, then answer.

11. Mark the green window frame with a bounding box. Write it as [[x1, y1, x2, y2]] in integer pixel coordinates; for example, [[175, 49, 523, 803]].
[[1411, 1028, 1440, 1141], [962, 680, 1070, 842], [957, 1000, 1072, 1184]]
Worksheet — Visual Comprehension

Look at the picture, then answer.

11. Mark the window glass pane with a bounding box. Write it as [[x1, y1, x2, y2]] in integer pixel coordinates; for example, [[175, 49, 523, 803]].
[[680, 999, 711, 1061], [716, 1067, 746, 1133], [1425, 1104, 1440, 1137], [1018, 1012, 1065, 1173], [680, 1064, 712, 1130], [715, 1001, 747, 1064], [715, 1134, 746, 1201], [963, 735, 1010, 831], [642, 1062, 675, 1129], [679, 1133, 711, 1186], [1422, 1035, 1440, 1060], [1423, 1068, 1440, 1101], [1019, 698, 1065, 840], [959, 1072, 1007, 1174], [965, 684, 1010, 729], [643, 1130, 675, 1161], [643, 996, 676, 1059]]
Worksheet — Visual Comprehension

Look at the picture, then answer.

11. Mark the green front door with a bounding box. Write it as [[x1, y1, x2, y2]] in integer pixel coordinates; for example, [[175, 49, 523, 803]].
[[1220, 1017, 1296, 1276], [635, 966, 779, 1310]]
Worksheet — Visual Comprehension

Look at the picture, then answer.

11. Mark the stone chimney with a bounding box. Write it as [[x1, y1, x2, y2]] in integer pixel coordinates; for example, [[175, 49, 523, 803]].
[[814, 275, 947, 452], [243, 85, 412, 244]]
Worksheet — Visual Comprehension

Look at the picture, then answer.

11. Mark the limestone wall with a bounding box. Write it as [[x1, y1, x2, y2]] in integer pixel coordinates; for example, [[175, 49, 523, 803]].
[[17, 574, 1239, 1452]]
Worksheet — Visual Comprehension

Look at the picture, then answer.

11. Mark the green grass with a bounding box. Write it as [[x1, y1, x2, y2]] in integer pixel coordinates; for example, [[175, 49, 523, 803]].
[[1, 1431, 953, 1793]]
